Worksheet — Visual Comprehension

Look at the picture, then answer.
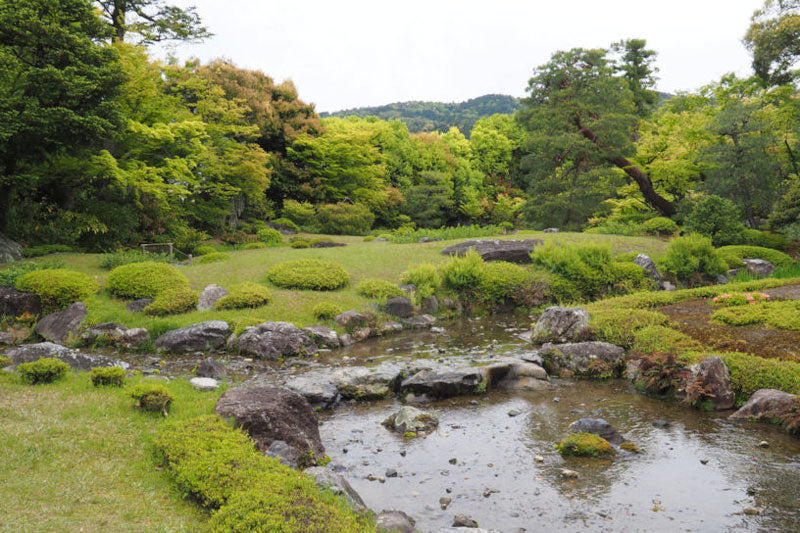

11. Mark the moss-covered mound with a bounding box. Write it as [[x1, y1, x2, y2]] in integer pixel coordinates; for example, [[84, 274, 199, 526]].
[[15, 269, 98, 311], [717, 245, 794, 269], [196, 252, 230, 265], [107, 262, 190, 299], [266, 259, 349, 291], [144, 286, 198, 316], [555, 432, 616, 458], [356, 278, 404, 300], [215, 282, 271, 310]]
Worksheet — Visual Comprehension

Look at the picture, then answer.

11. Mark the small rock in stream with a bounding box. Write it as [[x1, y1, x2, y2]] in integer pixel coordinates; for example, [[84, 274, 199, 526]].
[[453, 514, 480, 527], [700, 459, 709, 465], [385, 468, 398, 478], [652, 420, 670, 428], [440, 496, 452, 510], [534, 455, 544, 463], [560, 469, 579, 480], [508, 409, 522, 417], [449, 458, 458, 465], [757, 441, 770, 448], [743, 507, 761, 516]]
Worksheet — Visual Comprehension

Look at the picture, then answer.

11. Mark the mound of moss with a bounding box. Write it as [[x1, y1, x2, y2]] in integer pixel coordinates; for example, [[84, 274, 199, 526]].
[[356, 279, 404, 300], [16, 269, 98, 311], [196, 252, 230, 265], [555, 432, 615, 458], [266, 259, 349, 291], [716, 245, 794, 269], [215, 282, 271, 310], [144, 286, 199, 316], [107, 262, 190, 299]]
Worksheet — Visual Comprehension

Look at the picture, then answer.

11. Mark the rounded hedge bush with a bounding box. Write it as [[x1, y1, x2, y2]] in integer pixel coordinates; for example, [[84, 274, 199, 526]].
[[266, 259, 349, 290], [661, 234, 727, 282], [90, 366, 126, 387], [290, 240, 310, 249], [16, 269, 98, 311], [18, 357, 70, 384], [215, 282, 271, 310], [107, 262, 190, 299], [196, 252, 230, 265], [242, 242, 267, 250], [312, 302, 343, 320], [641, 217, 679, 236], [356, 279, 404, 300], [144, 286, 198, 316], [271, 217, 300, 232], [256, 227, 283, 245], [131, 383, 173, 415], [716, 245, 794, 269], [194, 245, 217, 256]]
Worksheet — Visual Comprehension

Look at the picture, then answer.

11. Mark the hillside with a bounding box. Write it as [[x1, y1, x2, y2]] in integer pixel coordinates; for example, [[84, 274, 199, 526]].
[[322, 94, 521, 136]]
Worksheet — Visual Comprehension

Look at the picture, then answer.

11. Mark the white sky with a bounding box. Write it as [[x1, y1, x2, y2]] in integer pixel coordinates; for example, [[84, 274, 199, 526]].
[[157, 0, 764, 113]]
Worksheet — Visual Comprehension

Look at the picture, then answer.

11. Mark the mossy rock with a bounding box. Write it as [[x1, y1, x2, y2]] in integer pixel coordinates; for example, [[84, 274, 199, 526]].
[[554, 432, 615, 458]]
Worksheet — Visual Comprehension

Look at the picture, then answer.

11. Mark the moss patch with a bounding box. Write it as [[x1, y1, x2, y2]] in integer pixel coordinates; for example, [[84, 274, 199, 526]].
[[555, 432, 615, 458]]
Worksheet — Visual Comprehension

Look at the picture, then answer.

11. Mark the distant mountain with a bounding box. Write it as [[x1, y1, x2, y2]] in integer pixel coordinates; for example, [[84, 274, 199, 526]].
[[322, 94, 521, 137]]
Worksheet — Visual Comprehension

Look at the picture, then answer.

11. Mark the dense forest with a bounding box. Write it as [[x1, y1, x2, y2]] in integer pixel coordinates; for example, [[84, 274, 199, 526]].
[[322, 94, 522, 136], [2, 0, 800, 253]]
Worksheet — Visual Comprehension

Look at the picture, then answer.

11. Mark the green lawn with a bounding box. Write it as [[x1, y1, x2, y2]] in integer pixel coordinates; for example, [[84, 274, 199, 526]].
[[0, 373, 223, 532]]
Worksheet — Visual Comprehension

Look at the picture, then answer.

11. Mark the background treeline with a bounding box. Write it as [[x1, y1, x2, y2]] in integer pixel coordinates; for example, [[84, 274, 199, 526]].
[[3, 0, 800, 253]]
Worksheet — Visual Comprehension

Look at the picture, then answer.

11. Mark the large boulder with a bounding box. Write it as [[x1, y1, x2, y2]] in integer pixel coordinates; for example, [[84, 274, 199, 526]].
[[743, 259, 775, 278], [531, 306, 590, 343], [284, 371, 340, 410], [34, 302, 87, 343], [539, 341, 626, 378], [236, 321, 316, 360], [331, 363, 403, 400], [441, 239, 543, 263], [155, 321, 230, 353], [729, 389, 799, 423], [0, 287, 42, 317], [383, 406, 439, 435], [634, 254, 662, 283], [678, 356, 735, 410], [568, 418, 625, 445], [335, 310, 371, 331], [215, 385, 325, 467], [120, 328, 149, 349], [196, 284, 229, 312], [82, 322, 127, 344], [304, 467, 367, 513], [6, 342, 128, 371], [401, 367, 484, 398], [0, 233, 22, 263], [385, 296, 414, 318], [481, 359, 548, 391], [302, 326, 341, 349], [196, 357, 226, 379]]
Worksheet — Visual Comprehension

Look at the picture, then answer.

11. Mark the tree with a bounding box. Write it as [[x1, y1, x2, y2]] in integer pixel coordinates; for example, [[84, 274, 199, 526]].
[[517, 47, 677, 217], [610, 39, 659, 117], [745, 0, 800, 86], [0, 0, 124, 233], [95, 0, 211, 44]]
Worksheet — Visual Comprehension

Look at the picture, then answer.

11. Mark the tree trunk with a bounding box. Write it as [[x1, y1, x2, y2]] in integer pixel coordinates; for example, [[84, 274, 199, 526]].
[[577, 125, 677, 216]]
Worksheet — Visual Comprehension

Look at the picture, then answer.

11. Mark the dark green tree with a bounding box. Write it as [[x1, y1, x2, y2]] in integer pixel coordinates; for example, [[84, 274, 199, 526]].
[[95, 0, 211, 44], [610, 39, 659, 117], [745, 0, 800, 86]]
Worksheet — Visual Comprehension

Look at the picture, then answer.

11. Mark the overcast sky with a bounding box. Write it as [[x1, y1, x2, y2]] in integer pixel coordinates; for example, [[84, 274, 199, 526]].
[[157, 0, 764, 113]]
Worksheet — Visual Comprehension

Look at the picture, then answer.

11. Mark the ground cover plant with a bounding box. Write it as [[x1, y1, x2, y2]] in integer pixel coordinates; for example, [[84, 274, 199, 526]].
[[17, 358, 70, 384], [15, 269, 98, 311], [266, 258, 350, 290], [106, 262, 190, 299], [215, 282, 272, 310], [356, 278, 404, 300]]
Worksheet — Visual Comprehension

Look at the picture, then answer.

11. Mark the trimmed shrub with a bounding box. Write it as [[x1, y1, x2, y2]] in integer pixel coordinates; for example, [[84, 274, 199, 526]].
[[196, 252, 230, 265], [363, 236, 375, 242], [356, 279, 404, 300], [316, 202, 374, 235], [107, 262, 190, 299], [0, 259, 65, 288], [742, 229, 787, 250], [0, 356, 11, 368], [90, 366, 126, 387], [282, 200, 316, 227], [290, 239, 310, 249], [266, 259, 349, 290], [99, 250, 170, 270], [144, 286, 199, 316], [18, 358, 69, 384], [220, 231, 257, 245], [312, 302, 343, 320], [716, 245, 794, 269], [641, 217, 679, 236], [660, 234, 727, 283], [684, 195, 745, 246], [440, 250, 486, 294], [194, 245, 217, 256], [242, 242, 267, 250], [215, 283, 271, 310], [554, 433, 615, 457], [477, 261, 536, 304], [131, 384, 173, 415], [613, 251, 639, 262], [401, 263, 441, 301], [270, 217, 300, 232], [256, 227, 283, 245], [15, 269, 98, 311]]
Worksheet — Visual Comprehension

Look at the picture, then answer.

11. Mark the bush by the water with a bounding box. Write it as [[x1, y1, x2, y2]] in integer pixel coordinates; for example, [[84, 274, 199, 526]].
[[131, 384, 173, 415], [356, 279, 404, 300], [107, 262, 190, 299], [641, 217, 679, 236], [554, 432, 615, 457], [256, 227, 283, 245], [89, 366, 126, 387], [589, 308, 669, 348], [99, 250, 170, 270], [18, 358, 69, 384], [15, 269, 98, 311], [215, 283, 271, 310], [316, 202, 374, 235], [660, 234, 727, 283], [312, 302, 343, 320], [144, 286, 199, 316], [716, 245, 794, 269], [196, 252, 230, 265], [155, 415, 371, 532], [266, 259, 349, 290], [401, 263, 440, 301]]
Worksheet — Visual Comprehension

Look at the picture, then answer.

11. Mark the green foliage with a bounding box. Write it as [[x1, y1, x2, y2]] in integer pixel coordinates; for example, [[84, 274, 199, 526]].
[[641, 217, 679, 236], [631, 325, 698, 354], [716, 245, 794, 269], [312, 302, 343, 320], [440, 250, 486, 294], [281, 200, 315, 227], [589, 308, 669, 347], [215, 283, 271, 310], [316, 203, 374, 235], [356, 279, 404, 300], [401, 263, 441, 301], [154, 415, 371, 532], [22, 245, 74, 257], [194, 246, 217, 256], [712, 300, 800, 330], [95, 0, 211, 44], [144, 286, 198, 316], [633, 351, 691, 395], [89, 366, 126, 387], [270, 218, 300, 232], [555, 433, 615, 457], [256, 228, 283, 245], [196, 253, 231, 265], [684, 196, 745, 246], [584, 220, 641, 237], [266, 259, 349, 290], [0, 356, 10, 368], [242, 242, 267, 250], [660, 234, 727, 282], [289, 240, 310, 249], [130, 384, 173, 415], [683, 351, 800, 398], [0, 259, 65, 288], [741, 229, 787, 250], [390, 225, 503, 244], [17, 358, 69, 385], [477, 262, 537, 304], [15, 269, 98, 311], [107, 262, 190, 299], [99, 251, 170, 270]]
